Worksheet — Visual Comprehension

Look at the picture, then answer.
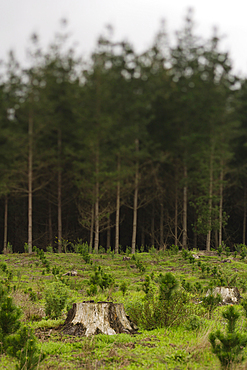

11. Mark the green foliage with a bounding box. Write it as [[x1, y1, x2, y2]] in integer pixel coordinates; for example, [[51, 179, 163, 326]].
[[52, 266, 60, 276], [87, 284, 97, 296], [240, 298, 247, 318], [125, 246, 131, 256], [0, 283, 45, 369], [126, 289, 192, 330], [0, 296, 22, 344], [202, 292, 222, 319], [225, 247, 231, 258], [120, 281, 128, 296], [24, 288, 37, 302], [135, 259, 146, 273], [185, 315, 203, 331], [217, 244, 223, 256], [170, 244, 179, 255], [240, 246, 247, 260], [7, 325, 46, 370], [182, 249, 189, 260], [98, 245, 105, 254], [142, 275, 151, 294], [89, 267, 114, 291], [0, 262, 7, 272], [6, 242, 13, 254], [181, 279, 192, 292], [24, 243, 29, 253], [79, 242, 91, 264], [209, 305, 247, 369], [44, 281, 69, 319], [159, 273, 179, 301], [46, 245, 53, 253]]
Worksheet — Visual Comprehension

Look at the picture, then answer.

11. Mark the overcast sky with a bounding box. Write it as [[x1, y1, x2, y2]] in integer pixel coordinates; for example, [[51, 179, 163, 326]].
[[1, 0, 247, 76]]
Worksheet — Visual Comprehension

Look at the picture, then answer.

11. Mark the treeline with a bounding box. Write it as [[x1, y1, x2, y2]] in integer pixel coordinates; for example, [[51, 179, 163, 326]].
[[1, 13, 247, 253]]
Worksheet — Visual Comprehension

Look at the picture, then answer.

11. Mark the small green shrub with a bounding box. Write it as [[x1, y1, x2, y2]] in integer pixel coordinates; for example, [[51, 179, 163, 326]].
[[135, 259, 146, 273], [159, 272, 179, 300], [99, 245, 105, 254], [46, 245, 53, 253], [241, 298, 247, 317], [182, 249, 189, 260], [52, 266, 60, 276], [209, 305, 247, 369], [0, 284, 45, 369], [87, 284, 97, 296], [202, 292, 222, 319], [89, 267, 114, 291], [170, 244, 179, 255], [120, 281, 128, 296], [44, 281, 69, 319], [185, 315, 203, 331], [142, 275, 151, 294], [217, 244, 223, 256], [6, 242, 13, 254], [24, 243, 29, 253]]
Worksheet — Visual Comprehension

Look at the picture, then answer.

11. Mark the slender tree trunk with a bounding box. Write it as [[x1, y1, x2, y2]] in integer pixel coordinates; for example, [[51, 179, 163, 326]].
[[94, 151, 99, 253], [89, 203, 94, 253], [243, 186, 246, 245], [215, 229, 218, 249], [194, 230, 197, 249], [3, 195, 8, 253], [57, 128, 62, 253], [107, 211, 111, 251], [182, 164, 187, 249], [151, 203, 155, 246], [160, 202, 164, 249], [28, 110, 33, 254], [219, 165, 224, 246], [48, 199, 53, 247], [141, 212, 145, 246], [175, 174, 178, 246], [131, 139, 139, 254], [115, 156, 120, 254], [206, 148, 214, 251]]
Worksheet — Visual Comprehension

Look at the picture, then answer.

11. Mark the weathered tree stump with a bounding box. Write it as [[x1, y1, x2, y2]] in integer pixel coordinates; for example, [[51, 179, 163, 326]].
[[62, 301, 138, 337], [206, 287, 241, 304]]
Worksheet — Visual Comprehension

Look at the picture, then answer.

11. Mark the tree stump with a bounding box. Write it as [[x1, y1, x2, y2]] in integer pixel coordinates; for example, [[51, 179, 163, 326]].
[[206, 287, 241, 304], [62, 301, 138, 336]]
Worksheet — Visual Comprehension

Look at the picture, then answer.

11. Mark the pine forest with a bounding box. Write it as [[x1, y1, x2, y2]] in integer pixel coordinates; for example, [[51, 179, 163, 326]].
[[1, 13, 247, 254]]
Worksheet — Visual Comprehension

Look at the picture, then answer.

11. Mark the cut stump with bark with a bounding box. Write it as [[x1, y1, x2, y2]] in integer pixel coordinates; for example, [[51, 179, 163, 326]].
[[62, 301, 138, 337], [206, 287, 241, 304]]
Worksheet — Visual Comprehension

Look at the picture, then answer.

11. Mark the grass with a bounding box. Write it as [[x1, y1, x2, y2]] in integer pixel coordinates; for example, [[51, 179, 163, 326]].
[[0, 248, 247, 368]]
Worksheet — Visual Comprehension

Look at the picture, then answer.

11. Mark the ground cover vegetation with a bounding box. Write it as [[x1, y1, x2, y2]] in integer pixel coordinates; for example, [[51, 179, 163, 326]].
[[0, 245, 247, 368], [1, 11, 247, 254]]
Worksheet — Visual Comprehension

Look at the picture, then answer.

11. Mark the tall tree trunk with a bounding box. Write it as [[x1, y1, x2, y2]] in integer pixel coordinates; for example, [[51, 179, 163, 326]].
[[182, 164, 187, 249], [28, 109, 33, 254], [131, 139, 139, 254], [89, 203, 94, 253], [94, 151, 99, 253], [48, 199, 53, 247], [151, 203, 155, 246], [206, 148, 214, 251], [107, 211, 111, 251], [3, 195, 8, 253], [160, 202, 164, 249], [175, 173, 178, 246], [219, 165, 224, 246], [243, 186, 246, 245], [215, 229, 218, 250], [115, 156, 120, 254], [57, 128, 62, 253]]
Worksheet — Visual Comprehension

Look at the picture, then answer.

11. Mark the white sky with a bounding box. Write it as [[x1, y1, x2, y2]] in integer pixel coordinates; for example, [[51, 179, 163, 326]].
[[0, 0, 247, 76]]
